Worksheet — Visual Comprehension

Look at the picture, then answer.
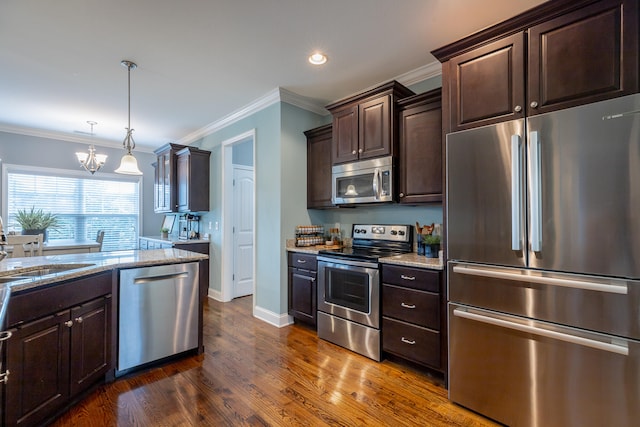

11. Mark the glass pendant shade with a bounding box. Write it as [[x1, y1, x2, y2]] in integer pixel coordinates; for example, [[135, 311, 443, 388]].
[[115, 150, 142, 175]]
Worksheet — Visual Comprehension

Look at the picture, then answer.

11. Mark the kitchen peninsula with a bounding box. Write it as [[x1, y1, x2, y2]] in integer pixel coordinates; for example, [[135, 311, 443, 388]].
[[0, 249, 208, 427]]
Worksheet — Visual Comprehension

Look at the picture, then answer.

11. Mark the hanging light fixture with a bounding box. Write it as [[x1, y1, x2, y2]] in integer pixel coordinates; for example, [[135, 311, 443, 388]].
[[115, 60, 143, 175], [76, 121, 107, 174]]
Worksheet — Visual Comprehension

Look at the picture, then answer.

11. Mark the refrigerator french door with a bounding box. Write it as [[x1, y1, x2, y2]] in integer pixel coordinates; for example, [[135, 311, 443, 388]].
[[446, 93, 640, 427]]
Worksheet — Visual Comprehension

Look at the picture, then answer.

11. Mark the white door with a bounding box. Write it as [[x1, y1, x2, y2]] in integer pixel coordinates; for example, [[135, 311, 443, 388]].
[[232, 166, 254, 298]]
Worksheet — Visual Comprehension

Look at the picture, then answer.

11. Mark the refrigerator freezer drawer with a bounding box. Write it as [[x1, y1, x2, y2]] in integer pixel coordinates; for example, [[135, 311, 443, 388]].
[[449, 303, 640, 427], [448, 261, 640, 341]]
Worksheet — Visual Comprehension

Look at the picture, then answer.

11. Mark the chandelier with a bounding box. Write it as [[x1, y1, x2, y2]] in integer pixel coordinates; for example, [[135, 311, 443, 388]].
[[76, 121, 107, 174], [115, 60, 143, 175]]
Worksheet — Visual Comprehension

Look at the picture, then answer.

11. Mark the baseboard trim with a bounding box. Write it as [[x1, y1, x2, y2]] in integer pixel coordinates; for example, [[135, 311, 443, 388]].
[[253, 304, 294, 328]]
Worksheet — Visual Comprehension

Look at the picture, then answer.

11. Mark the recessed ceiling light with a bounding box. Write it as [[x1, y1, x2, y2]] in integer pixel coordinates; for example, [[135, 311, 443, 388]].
[[308, 52, 327, 65]]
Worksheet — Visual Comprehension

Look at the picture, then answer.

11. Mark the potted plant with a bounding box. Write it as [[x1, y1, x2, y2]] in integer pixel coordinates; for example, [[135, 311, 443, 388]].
[[161, 227, 170, 239], [421, 233, 441, 258], [15, 207, 60, 242]]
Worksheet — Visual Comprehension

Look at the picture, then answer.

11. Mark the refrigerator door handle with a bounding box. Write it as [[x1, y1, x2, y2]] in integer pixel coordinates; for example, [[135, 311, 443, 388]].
[[511, 134, 522, 251], [453, 307, 629, 356], [452, 264, 628, 294], [529, 131, 542, 252]]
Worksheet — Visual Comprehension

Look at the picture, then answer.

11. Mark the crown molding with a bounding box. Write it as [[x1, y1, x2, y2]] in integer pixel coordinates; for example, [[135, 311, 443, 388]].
[[0, 124, 156, 153], [395, 61, 442, 86], [176, 87, 328, 145], [178, 61, 443, 145]]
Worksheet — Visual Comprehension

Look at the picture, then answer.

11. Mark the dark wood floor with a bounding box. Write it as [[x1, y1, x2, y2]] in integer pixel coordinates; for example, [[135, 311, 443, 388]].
[[51, 296, 498, 426]]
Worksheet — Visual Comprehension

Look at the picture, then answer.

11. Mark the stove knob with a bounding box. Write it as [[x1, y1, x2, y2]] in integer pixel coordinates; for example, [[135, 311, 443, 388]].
[[398, 230, 405, 236], [390, 230, 397, 235]]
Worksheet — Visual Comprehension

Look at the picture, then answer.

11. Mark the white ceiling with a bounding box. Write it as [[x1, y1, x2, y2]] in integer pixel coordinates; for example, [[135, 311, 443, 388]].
[[0, 0, 546, 151]]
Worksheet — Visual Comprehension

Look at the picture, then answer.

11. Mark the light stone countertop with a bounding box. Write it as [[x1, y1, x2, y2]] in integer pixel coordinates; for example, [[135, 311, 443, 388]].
[[140, 236, 211, 245], [286, 241, 444, 271], [0, 249, 208, 293]]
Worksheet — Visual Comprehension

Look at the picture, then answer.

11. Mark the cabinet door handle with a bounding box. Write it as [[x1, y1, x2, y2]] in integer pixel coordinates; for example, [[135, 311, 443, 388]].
[[399, 192, 404, 198], [400, 274, 415, 281], [401, 302, 416, 309], [514, 105, 522, 113], [401, 337, 416, 345], [64, 320, 73, 327], [0, 331, 12, 342], [530, 101, 539, 109], [0, 370, 9, 384], [352, 150, 357, 155], [358, 148, 363, 153], [75, 316, 84, 324]]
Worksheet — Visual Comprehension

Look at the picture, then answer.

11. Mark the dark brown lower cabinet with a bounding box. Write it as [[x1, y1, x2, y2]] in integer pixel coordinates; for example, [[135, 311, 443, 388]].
[[381, 264, 445, 375], [287, 252, 317, 327], [4, 272, 112, 427]]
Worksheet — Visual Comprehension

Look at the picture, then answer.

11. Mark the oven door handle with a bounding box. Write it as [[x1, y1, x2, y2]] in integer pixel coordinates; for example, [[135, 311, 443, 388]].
[[317, 256, 379, 269], [453, 308, 629, 356]]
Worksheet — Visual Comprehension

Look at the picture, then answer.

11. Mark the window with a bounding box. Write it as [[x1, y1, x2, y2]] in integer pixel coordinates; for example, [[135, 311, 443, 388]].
[[3, 164, 141, 251]]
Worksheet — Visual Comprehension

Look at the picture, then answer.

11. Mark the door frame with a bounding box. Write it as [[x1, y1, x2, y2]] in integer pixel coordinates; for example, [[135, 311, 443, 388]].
[[221, 129, 256, 303]]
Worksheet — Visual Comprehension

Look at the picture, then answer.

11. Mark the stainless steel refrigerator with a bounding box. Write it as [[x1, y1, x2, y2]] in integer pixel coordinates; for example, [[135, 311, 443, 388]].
[[446, 93, 640, 427]]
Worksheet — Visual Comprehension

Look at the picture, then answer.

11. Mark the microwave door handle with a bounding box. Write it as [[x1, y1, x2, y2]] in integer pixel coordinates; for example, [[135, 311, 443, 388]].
[[372, 168, 380, 199]]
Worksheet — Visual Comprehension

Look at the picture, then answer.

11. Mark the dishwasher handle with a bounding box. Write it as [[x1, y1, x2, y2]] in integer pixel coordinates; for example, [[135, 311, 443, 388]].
[[133, 271, 190, 284]]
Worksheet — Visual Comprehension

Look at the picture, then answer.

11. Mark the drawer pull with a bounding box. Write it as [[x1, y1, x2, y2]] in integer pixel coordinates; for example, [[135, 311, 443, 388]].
[[401, 337, 416, 345], [401, 302, 416, 309], [400, 275, 415, 281], [297, 259, 307, 264], [0, 370, 9, 384], [0, 331, 12, 342]]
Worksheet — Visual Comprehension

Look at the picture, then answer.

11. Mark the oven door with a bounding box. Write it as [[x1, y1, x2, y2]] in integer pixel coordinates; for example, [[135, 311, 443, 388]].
[[317, 257, 380, 328]]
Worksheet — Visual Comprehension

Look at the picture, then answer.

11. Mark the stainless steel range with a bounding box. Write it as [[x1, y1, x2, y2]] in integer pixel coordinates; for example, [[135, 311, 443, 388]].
[[317, 224, 412, 361]]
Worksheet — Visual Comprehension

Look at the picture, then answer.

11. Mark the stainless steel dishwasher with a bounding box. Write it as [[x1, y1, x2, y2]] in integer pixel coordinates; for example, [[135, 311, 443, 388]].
[[118, 262, 199, 374]]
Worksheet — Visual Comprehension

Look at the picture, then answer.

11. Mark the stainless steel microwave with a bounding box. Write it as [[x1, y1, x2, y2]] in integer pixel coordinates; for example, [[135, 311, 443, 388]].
[[332, 156, 394, 205]]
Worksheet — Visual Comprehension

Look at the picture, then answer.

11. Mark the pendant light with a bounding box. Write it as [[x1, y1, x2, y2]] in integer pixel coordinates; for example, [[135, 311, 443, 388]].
[[115, 60, 143, 175], [76, 121, 107, 174]]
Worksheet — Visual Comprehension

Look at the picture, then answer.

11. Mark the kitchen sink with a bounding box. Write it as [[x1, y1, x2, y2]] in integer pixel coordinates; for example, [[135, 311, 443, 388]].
[[0, 263, 95, 282]]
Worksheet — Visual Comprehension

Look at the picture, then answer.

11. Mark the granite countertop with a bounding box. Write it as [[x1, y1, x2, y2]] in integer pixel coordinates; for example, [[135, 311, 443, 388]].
[[141, 236, 211, 245], [286, 240, 444, 271], [0, 249, 208, 293]]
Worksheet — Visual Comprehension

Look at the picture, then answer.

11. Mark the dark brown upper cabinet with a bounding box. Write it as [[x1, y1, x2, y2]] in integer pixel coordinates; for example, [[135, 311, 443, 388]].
[[448, 33, 525, 131], [153, 143, 210, 213], [326, 81, 414, 165], [176, 146, 211, 213], [153, 143, 185, 213], [433, 0, 639, 133], [305, 124, 334, 209], [397, 89, 443, 204]]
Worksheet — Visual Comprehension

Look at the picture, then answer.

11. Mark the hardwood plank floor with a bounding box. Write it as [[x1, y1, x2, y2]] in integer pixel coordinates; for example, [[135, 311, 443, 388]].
[[51, 297, 498, 426]]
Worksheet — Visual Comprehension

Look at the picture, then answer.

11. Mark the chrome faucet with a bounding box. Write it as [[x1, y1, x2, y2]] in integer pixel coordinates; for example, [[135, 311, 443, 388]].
[[0, 216, 7, 261]]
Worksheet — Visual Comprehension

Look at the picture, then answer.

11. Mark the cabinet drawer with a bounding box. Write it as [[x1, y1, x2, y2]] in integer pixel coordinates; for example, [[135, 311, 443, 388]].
[[288, 252, 317, 272], [383, 317, 440, 369], [382, 284, 439, 330], [382, 264, 439, 292], [7, 271, 112, 327]]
